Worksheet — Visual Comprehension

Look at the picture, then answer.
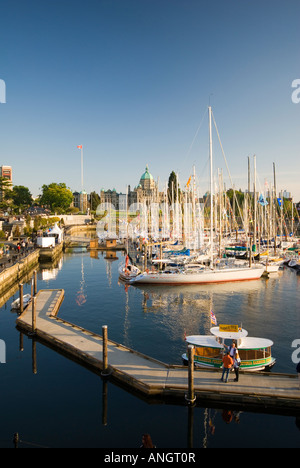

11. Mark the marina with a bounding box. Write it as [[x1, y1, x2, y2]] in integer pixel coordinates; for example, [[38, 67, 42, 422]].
[[1, 0, 299, 450], [0, 248, 299, 448]]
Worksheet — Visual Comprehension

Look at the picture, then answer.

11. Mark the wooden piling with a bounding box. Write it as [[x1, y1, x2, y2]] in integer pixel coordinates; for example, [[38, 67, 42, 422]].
[[32, 296, 37, 334], [19, 283, 24, 314], [101, 325, 109, 377], [186, 345, 196, 404], [34, 271, 37, 296]]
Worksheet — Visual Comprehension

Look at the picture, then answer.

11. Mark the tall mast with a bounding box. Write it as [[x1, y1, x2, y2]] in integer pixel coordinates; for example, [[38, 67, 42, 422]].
[[253, 155, 257, 253], [209, 106, 214, 263], [273, 163, 277, 254]]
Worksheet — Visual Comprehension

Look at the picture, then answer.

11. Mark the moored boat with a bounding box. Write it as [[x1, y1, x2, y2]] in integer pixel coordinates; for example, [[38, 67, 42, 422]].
[[286, 258, 300, 272], [129, 263, 265, 285], [118, 255, 142, 282], [11, 294, 31, 311], [182, 325, 276, 371]]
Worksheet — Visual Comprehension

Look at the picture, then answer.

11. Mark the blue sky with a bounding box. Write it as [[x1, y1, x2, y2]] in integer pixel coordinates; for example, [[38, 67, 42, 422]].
[[0, 0, 299, 200]]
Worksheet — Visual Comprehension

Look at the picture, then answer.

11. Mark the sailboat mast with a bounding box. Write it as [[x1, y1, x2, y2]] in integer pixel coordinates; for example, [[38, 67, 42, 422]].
[[209, 106, 214, 263]]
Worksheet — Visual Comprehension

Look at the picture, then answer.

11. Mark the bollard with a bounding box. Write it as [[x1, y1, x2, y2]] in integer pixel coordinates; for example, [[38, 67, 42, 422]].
[[185, 345, 196, 404]]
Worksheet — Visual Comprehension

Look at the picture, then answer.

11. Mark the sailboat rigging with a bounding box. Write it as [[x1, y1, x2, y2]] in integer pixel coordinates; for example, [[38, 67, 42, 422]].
[[128, 106, 265, 285]]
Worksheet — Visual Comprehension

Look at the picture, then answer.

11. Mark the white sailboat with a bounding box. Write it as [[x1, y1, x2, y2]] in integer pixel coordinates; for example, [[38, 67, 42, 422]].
[[130, 107, 265, 285]]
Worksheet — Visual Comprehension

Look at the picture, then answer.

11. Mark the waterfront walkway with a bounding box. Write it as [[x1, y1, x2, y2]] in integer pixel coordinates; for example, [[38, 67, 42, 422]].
[[0, 246, 35, 272], [16, 289, 300, 413]]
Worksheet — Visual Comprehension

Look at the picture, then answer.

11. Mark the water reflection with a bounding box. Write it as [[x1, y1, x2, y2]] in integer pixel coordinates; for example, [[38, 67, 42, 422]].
[[122, 279, 267, 341], [39, 256, 63, 282], [76, 256, 87, 307]]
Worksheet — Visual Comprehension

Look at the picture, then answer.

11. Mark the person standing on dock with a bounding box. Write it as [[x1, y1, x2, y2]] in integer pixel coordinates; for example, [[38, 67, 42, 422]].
[[233, 351, 241, 382], [224, 341, 237, 361], [221, 352, 234, 383]]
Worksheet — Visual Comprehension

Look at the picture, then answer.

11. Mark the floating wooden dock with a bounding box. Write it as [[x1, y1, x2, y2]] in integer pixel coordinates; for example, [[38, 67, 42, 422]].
[[16, 289, 300, 413]]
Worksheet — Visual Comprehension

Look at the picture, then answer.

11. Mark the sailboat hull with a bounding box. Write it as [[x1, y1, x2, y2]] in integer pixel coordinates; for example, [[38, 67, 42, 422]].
[[130, 266, 265, 285]]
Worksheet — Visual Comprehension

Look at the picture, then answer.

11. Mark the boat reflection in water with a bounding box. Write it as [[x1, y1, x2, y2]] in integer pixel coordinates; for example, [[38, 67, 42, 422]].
[[121, 279, 268, 360]]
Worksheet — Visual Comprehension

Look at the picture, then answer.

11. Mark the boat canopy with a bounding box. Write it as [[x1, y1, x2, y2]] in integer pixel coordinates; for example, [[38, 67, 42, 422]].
[[237, 337, 274, 349], [186, 336, 223, 349], [210, 326, 248, 340], [186, 333, 273, 350]]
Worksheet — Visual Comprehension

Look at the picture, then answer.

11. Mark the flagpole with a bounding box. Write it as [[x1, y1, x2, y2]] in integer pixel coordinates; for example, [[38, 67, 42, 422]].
[[81, 147, 84, 191], [77, 145, 84, 212]]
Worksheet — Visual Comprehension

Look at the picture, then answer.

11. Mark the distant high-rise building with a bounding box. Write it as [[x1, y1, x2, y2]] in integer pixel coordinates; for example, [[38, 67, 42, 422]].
[[0, 165, 12, 184], [0, 165, 13, 200], [72, 190, 89, 212]]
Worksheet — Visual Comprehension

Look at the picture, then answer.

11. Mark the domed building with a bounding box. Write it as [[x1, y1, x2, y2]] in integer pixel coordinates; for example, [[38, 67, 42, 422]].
[[100, 165, 160, 209], [134, 165, 159, 205]]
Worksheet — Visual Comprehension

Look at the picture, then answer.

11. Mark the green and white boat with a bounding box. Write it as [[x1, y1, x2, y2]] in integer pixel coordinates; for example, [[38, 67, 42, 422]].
[[182, 326, 276, 372]]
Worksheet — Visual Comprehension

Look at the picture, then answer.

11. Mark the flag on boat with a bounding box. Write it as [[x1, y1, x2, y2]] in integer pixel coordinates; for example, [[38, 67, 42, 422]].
[[186, 176, 192, 188], [211, 311, 217, 325], [77, 145, 82, 149]]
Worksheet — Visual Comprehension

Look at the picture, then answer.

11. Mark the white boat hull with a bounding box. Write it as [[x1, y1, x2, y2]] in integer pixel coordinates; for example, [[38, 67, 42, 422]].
[[130, 266, 265, 285], [264, 264, 280, 274], [181, 353, 276, 372]]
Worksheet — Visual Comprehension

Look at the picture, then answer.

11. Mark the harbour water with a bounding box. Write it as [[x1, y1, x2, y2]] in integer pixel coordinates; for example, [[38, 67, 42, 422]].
[[0, 250, 300, 448]]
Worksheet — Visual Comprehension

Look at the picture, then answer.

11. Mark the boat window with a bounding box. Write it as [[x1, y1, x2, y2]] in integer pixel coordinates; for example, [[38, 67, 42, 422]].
[[195, 347, 222, 358], [239, 348, 271, 360]]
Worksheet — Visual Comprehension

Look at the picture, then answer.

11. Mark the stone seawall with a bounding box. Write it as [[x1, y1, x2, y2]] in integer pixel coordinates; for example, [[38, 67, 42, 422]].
[[65, 225, 96, 236], [0, 250, 40, 297]]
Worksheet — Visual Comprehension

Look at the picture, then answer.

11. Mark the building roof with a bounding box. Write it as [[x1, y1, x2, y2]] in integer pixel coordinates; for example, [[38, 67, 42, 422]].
[[140, 165, 153, 181]]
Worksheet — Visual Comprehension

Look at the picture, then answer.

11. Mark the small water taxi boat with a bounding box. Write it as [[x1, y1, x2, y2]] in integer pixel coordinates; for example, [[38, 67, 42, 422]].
[[11, 294, 31, 311], [182, 325, 276, 371]]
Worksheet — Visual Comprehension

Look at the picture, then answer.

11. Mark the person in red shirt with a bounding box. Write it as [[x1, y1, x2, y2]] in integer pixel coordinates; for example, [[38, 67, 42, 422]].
[[221, 352, 233, 383]]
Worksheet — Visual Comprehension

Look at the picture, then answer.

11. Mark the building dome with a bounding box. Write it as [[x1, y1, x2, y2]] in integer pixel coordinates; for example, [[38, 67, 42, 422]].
[[140, 165, 153, 181]]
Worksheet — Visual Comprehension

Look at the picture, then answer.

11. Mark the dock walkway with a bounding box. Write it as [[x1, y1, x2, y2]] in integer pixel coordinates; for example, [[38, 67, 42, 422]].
[[16, 289, 300, 413]]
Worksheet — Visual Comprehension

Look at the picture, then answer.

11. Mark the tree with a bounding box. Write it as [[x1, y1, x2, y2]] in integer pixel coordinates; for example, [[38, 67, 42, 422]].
[[11, 185, 33, 211], [167, 171, 180, 204], [40, 183, 73, 213], [90, 191, 100, 211]]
